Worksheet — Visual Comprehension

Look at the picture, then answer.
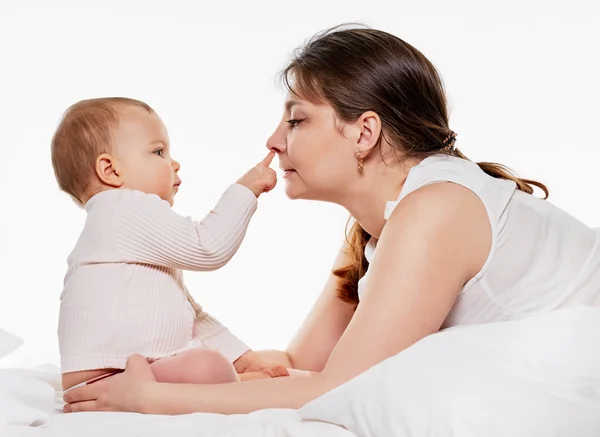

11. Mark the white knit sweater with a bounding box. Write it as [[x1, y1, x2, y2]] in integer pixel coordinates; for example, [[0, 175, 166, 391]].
[[58, 184, 257, 373]]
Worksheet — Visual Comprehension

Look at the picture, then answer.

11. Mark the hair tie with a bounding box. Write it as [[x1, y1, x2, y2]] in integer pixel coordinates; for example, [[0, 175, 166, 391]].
[[442, 131, 457, 152]]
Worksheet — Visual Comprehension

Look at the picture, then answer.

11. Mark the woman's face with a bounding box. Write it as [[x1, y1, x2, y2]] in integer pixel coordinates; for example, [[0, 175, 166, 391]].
[[266, 96, 358, 202]]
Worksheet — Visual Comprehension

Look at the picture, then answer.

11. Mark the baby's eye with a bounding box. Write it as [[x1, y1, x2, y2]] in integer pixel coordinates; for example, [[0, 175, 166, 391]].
[[154, 148, 164, 157]]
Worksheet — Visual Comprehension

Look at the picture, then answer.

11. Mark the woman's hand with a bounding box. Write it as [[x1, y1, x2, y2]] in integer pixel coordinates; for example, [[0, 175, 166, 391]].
[[63, 355, 157, 413]]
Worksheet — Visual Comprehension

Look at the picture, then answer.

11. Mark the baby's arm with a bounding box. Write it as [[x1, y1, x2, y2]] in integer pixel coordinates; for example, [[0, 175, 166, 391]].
[[114, 184, 257, 271], [192, 310, 252, 365], [192, 309, 295, 377], [113, 152, 276, 272]]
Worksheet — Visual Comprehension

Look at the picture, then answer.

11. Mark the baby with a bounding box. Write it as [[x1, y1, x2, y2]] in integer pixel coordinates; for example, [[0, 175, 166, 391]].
[[51, 97, 288, 391]]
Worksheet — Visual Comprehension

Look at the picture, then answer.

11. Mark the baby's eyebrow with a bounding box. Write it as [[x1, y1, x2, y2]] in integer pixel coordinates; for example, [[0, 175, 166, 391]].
[[149, 140, 168, 148]]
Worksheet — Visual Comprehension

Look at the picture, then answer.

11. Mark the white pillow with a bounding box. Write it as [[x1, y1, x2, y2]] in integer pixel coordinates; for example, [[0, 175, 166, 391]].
[[299, 333, 464, 437], [299, 307, 600, 437], [0, 368, 57, 426], [0, 328, 58, 426], [0, 328, 23, 360]]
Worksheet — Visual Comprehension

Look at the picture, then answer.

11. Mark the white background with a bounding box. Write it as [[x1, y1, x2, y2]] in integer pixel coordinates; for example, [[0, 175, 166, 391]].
[[0, 0, 598, 368]]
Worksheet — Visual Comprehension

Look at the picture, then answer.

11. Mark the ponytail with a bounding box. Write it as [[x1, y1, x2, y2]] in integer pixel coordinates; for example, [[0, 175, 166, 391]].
[[454, 149, 549, 199], [333, 219, 371, 307]]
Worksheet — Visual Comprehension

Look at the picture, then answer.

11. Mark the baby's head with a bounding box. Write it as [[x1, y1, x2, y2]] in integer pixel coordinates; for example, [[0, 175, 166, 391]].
[[51, 97, 181, 207]]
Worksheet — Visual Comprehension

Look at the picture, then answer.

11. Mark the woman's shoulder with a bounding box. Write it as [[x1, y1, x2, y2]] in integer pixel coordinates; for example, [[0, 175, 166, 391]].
[[386, 155, 515, 222], [391, 180, 488, 222], [379, 180, 493, 284], [404, 155, 508, 195]]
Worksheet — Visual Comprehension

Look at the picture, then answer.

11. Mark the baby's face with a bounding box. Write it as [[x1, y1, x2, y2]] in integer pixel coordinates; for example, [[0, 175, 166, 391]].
[[113, 106, 181, 206]]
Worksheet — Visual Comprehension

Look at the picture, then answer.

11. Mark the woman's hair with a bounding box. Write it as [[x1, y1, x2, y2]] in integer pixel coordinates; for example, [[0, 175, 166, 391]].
[[279, 24, 548, 307]]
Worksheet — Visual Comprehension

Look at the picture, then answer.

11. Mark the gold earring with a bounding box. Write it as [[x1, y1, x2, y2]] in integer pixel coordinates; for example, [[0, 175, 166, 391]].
[[356, 151, 364, 171]]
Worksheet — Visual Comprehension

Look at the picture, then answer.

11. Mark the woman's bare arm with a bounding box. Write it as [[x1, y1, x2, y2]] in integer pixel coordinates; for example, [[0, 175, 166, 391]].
[[64, 183, 491, 414], [253, 350, 293, 368]]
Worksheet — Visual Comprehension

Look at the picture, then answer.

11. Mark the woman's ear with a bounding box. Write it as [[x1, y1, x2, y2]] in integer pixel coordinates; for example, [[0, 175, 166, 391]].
[[351, 111, 382, 157], [95, 153, 123, 188]]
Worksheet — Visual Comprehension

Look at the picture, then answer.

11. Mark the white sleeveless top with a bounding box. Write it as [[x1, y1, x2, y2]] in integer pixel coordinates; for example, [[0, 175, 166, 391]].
[[358, 155, 600, 328]]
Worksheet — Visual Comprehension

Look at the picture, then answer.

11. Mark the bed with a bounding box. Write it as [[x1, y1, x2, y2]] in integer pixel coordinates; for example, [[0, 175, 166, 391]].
[[0, 356, 353, 437], [3, 306, 600, 437], [0, 327, 354, 437]]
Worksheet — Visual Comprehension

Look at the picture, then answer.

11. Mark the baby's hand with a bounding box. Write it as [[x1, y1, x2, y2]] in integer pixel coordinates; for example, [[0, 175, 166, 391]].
[[233, 350, 271, 374], [237, 152, 277, 197], [238, 365, 290, 381]]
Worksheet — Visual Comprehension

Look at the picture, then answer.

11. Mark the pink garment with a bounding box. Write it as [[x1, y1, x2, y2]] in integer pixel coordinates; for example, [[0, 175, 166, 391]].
[[58, 184, 257, 373]]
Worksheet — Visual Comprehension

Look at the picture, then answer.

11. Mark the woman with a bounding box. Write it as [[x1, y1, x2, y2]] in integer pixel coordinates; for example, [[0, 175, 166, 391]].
[[63, 25, 600, 414]]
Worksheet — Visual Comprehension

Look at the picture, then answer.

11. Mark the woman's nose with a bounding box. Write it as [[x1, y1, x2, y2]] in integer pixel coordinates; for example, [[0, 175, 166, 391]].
[[266, 126, 286, 154]]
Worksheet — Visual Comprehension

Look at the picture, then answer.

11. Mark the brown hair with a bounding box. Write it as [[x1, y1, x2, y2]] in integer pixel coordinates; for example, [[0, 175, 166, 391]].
[[51, 97, 204, 318], [280, 25, 548, 307], [50, 97, 153, 206]]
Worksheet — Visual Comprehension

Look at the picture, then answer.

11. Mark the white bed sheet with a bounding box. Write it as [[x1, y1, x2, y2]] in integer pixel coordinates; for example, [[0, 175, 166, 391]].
[[3, 387, 355, 437], [4, 408, 354, 437]]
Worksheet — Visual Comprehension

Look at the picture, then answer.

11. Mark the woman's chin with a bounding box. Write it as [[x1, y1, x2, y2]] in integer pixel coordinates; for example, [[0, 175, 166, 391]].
[[283, 181, 307, 200]]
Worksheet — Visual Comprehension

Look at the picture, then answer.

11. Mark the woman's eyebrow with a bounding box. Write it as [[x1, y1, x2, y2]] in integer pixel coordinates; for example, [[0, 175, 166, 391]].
[[285, 100, 301, 112]]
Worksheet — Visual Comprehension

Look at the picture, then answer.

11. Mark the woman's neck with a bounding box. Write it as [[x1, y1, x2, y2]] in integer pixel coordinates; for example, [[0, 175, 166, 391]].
[[340, 158, 418, 239]]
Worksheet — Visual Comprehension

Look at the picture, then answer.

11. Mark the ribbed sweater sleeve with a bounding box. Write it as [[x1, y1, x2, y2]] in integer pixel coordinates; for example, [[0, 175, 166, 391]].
[[193, 311, 250, 362], [113, 184, 257, 271]]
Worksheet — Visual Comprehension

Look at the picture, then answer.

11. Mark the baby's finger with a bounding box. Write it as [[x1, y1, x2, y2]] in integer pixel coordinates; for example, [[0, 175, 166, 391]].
[[264, 365, 289, 378], [258, 151, 275, 167]]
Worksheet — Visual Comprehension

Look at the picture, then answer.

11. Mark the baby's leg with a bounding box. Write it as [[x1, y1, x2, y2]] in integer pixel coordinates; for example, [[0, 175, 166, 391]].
[[150, 349, 240, 384]]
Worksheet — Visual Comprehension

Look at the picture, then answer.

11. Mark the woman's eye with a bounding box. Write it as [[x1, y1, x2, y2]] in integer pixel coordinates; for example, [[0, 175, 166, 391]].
[[286, 118, 304, 128]]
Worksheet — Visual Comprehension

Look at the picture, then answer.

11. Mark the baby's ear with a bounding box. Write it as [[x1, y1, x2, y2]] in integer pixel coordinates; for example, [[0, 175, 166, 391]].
[[95, 153, 123, 188]]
